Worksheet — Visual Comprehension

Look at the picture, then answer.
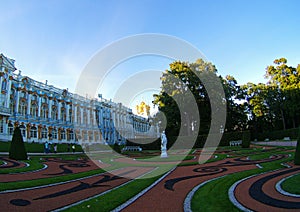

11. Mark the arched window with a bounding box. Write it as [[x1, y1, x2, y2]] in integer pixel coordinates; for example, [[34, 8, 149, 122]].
[[30, 126, 37, 138], [83, 130, 88, 141], [77, 107, 81, 124], [19, 125, 26, 137], [60, 129, 66, 140], [51, 106, 57, 120], [30, 103, 38, 117], [68, 130, 74, 140], [69, 108, 73, 123], [19, 100, 27, 116], [8, 123, 14, 135], [88, 131, 93, 141], [61, 108, 66, 122], [52, 128, 57, 139], [41, 127, 47, 139], [83, 110, 88, 124], [41, 105, 48, 119], [0, 119, 4, 133]]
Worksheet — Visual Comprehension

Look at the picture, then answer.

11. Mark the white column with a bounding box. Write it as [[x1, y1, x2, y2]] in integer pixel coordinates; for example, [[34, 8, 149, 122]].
[[5, 80, 12, 107], [26, 92, 31, 115], [48, 99, 52, 119], [58, 102, 62, 120], [15, 89, 20, 113], [37, 95, 41, 117], [80, 106, 84, 125], [87, 108, 90, 125], [0, 76, 3, 93], [74, 105, 77, 123], [66, 104, 70, 122]]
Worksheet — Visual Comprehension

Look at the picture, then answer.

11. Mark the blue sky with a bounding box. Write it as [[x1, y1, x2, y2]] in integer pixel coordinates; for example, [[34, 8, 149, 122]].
[[1, 0, 300, 109]]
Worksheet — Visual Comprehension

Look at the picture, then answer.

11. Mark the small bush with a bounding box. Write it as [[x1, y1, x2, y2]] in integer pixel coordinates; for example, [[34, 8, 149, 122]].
[[9, 127, 28, 160]]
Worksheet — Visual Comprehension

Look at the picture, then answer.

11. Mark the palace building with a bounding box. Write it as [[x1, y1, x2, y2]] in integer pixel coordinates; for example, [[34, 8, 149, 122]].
[[0, 53, 159, 144]]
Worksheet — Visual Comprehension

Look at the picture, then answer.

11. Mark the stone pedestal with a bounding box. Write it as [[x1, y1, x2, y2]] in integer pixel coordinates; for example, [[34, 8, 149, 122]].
[[161, 149, 168, 158]]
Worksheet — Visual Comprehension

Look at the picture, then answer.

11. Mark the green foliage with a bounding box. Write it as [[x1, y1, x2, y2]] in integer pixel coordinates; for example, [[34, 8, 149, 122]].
[[294, 128, 300, 165], [254, 128, 299, 141], [280, 173, 300, 194], [242, 131, 251, 148], [9, 127, 27, 160]]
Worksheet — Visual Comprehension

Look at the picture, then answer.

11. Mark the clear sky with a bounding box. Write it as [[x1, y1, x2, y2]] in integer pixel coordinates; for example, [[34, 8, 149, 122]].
[[1, 0, 300, 110]]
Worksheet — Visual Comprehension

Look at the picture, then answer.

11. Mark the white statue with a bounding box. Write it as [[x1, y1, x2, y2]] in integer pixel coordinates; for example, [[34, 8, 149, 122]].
[[161, 131, 168, 158]]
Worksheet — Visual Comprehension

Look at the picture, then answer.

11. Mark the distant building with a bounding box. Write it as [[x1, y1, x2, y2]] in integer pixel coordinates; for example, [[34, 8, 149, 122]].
[[0, 53, 159, 144]]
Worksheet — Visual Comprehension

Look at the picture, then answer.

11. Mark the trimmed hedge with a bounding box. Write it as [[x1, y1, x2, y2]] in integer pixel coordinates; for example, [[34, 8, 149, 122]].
[[294, 128, 300, 165], [242, 131, 251, 148], [9, 127, 28, 160], [254, 128, 299, 141], [126, 131, 247, 150]]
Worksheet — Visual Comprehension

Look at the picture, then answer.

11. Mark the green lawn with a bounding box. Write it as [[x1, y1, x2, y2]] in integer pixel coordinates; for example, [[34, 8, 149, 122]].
[[191, 150, 294, 211], [281, 173, 300, 194], [0, 141, 83, 153]]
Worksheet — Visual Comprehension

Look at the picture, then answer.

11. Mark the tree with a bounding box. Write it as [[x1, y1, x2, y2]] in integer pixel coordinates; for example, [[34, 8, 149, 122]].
[[266, 58, 300, 129], [221, 75, 248, 131], [9, 127, 28, 160], [153, 59, 215, 136]]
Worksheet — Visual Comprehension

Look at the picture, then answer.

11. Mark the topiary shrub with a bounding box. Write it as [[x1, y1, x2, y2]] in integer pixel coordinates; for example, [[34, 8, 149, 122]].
[[242, 131, 251, 148], [9, 127, 27, 160], [294, 128, 300, 165]]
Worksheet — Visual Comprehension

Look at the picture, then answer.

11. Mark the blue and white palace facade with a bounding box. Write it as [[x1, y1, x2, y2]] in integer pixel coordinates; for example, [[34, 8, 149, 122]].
[[0, 53, 159, 144]]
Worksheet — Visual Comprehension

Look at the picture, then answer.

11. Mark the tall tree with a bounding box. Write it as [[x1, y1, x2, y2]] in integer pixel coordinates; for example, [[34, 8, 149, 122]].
[[266, 58, 300, 129], [153, 59, 215, 136]]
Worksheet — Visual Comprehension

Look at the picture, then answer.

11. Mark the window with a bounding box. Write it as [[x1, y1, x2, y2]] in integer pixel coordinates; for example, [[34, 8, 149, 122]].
[[19, 125, 26, 137], [89, 131, 93, 141], [19, 100, 27, 116], [77, 107, 81, 124], [30, 126, 37, 138], [69, 109, 73, 123], [68, 130, 74, 140], [61, 108, 66, 121], [41, 127, 47, 139], [60, 129, 66, 140], [51, 106, 57, 120], [83, 131, 87, 140], [95, 132, 99, 141], [41, 105, 48, 119], [0, 119, 4, 133], [8, 123, 14, 135], [52, 128, 57, 139], [30, 103, 38, 117]]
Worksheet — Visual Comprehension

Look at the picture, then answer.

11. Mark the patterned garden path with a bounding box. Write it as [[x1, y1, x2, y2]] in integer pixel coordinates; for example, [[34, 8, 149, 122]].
[[233, 164, 300, 211], [0, 166, 155, 211], [0, 157, 108, 182], [118, 155, 287, 211]]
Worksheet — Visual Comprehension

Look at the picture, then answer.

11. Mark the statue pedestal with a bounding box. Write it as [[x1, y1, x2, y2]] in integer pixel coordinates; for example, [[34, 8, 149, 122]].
[[161, 150, 168, 158]]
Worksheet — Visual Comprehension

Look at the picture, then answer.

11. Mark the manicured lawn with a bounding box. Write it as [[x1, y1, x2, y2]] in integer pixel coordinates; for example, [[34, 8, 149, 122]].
[[0, 157, 44, 174], [191, 150, 294, 211], [281, 173, 300, 194], [0, 141, 83, 153]]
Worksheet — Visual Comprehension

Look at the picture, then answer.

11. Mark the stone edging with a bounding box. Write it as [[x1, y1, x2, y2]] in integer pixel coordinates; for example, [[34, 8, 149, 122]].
[[275, 173, 300, 198], [183, 175, 227, 212]]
